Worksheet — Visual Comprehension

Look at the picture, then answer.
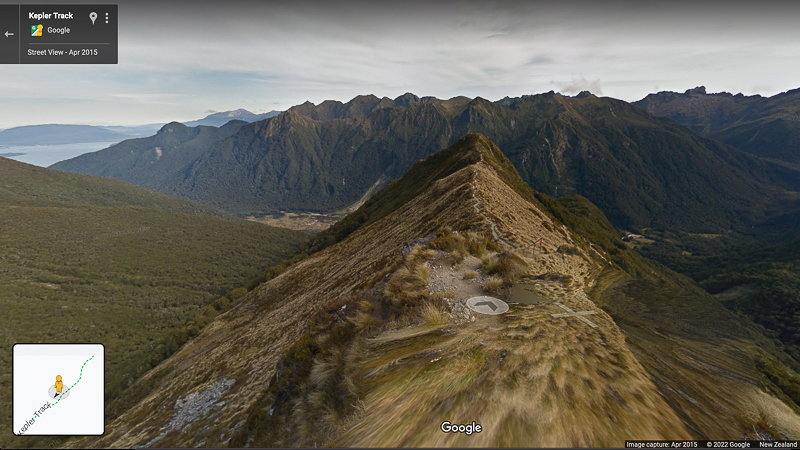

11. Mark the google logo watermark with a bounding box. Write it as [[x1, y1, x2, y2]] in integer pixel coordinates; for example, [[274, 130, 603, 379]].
[[441, 421, 482, 435]]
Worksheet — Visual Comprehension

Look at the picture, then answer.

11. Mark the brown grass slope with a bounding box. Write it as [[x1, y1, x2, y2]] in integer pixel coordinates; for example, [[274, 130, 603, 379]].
[[68, 134, 800, 448]]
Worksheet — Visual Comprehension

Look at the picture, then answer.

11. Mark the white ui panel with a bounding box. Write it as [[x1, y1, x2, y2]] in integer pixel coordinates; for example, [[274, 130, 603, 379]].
[[13, 343, 104, 435]]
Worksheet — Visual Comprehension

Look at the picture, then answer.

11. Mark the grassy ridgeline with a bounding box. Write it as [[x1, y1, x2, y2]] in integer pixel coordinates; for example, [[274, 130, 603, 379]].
[[0, 158, 308, 449]]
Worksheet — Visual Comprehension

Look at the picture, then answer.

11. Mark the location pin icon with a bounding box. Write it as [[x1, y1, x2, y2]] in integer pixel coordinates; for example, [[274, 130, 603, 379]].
[[89, 12, 97, 24]]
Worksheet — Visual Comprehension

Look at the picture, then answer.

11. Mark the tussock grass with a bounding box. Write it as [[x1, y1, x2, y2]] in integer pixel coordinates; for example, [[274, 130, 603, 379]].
[[427, 227, 499, 264], [496, 252, 527, 284], [412, 262, 430, 286], [430, 234, 466, 253], [430, 227, 494, 260], [485, 275, 504, 292], [463, 270, 479, 280], [393, 266, 412, 282], [383, 263, 431, 309], [450, 248, 466, 262], [481, 254, 500, 274], [557, 244, 580, 255], [352, 311, 383, 335], [309, 356, 337, 389], [358, 299, 375, 314], [419, 302, 450, 327], [405, 244, 424, 263], [468, 240, 488, 257], [235, 227, 535, 448]]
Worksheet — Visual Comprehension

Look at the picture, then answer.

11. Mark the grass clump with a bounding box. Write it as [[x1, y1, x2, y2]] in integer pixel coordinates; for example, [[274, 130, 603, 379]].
[[430, 227, 469, 258], [468, 240, 488, 257], [351, 311, 383, 336], [405, 244, 424, 264], [419, 302, 450, 327], [450, 248, 466, 263], [421, 249, 437, 259], [428, 227, 496, 263], [481, 254, 500, 274], [412, 262, 431, 286], [463, 270, 479, 280], [496, 252, 527, 285], [485, 275, 504, 292], [383, 263, 430, 310], [557, 244, 580, 255]]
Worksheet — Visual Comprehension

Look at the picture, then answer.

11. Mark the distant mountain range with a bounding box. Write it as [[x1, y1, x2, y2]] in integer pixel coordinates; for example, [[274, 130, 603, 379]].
[[635, 86, 800, 165], [0, 109, 280, 147], [182, 108, 281, 127], [50, 120, 247, 189], [0, 124, 134, 146], [53, 92, 799, 234]]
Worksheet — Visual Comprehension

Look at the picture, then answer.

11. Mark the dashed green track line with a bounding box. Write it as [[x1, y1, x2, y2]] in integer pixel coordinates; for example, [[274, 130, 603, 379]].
[[53, 355, 94, 406]]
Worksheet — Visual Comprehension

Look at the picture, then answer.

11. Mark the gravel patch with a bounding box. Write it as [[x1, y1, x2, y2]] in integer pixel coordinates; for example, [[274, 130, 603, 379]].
[[142, 377, 235, 447]]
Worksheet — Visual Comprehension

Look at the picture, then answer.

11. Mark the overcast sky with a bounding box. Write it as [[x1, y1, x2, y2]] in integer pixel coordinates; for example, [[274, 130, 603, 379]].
[[1, 0, 799, 127]]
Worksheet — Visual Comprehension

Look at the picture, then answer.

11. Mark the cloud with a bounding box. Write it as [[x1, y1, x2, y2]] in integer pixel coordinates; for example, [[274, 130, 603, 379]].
[[553, 76, 603, 96], [526, 55, 553, 66], [1, 0, 799, 127], [109, 93, 191, 105]]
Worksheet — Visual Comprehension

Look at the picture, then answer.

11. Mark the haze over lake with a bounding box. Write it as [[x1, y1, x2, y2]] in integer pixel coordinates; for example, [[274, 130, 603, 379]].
[[0, 142, 118, 168]]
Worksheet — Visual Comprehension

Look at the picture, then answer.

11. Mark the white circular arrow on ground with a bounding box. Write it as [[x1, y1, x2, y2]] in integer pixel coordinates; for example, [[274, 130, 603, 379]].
[[466, 296, 509, 315]]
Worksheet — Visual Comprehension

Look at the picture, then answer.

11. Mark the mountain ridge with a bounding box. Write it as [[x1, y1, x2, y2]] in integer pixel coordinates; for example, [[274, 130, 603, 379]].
[[0, 124, 131, 145], [183, 109, 281, 128], [53, 91, 797, 234], [635, 86, 800, 164], [65, 134, 800, 448], [49, 121, 247, 191]]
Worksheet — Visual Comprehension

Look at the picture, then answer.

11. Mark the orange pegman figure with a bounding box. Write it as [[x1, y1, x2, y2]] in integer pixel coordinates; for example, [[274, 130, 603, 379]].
[[55, 375, 63, 397]]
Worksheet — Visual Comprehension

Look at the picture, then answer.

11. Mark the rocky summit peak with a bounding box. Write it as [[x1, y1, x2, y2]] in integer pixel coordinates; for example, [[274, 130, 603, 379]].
[[393, 92, 421, 107], [157, 121, 186, 133], [685, 86, 707, 95]]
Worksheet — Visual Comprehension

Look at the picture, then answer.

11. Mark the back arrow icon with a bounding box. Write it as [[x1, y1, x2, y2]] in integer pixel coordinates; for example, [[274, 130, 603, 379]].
[[5, 31, 14, 37], [474, 301, 497, 311]]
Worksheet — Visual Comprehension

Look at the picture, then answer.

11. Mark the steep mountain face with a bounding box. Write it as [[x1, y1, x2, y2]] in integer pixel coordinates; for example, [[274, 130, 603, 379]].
[[55, 92, 793, 233], [50, 121, 246, 190], [67, 135, 800, 449], [183, 109, 281, 127], [172, 104, 455, 214], [635, 86, 800, 164], [0, 157, 308, 450], [450, 93, 791, 232], [631, 87, 800, 364]]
